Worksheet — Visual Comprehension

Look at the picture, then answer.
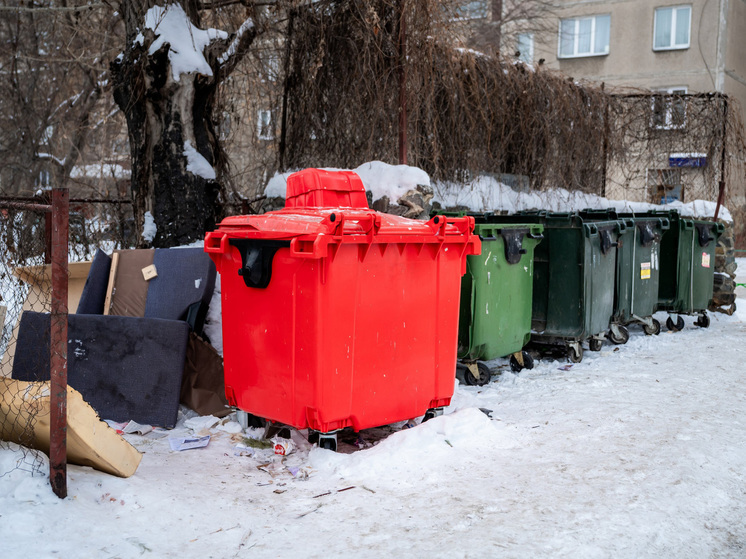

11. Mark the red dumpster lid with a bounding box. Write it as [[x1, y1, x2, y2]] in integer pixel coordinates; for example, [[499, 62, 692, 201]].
[[206, 169, 480, 259], [211, 207, 472, 240]]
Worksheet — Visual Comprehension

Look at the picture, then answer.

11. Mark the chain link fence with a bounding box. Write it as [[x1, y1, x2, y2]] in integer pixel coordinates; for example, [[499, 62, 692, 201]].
[[0, 204, 53, 478], [1, 194, 129, 496]]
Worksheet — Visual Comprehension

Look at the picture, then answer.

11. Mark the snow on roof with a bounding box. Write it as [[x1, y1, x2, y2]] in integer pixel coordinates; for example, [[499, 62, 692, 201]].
[[136, 3, 228, 83]]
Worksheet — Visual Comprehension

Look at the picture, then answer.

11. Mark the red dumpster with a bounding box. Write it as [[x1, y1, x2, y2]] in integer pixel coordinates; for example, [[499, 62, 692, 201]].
[[205, 168, 480, 448]]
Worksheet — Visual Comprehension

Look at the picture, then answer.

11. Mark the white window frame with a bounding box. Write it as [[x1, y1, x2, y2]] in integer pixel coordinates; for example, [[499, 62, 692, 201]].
[[557, 14, 611, 59], [651, 86, 688, 130], [261, 53, 281, 83], [454, 1, 488, 20], [257, 109, 274, 141], [36, 169, 51, 188], [217, 112, 231, 141], [41, 125, 54, 146], [517, 33, 534, 64], [653, 5, 691, 51]]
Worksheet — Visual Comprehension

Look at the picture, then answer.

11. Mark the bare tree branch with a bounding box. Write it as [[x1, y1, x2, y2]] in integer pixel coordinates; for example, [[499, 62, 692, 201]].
[[213, 16, 260, 78], [0, 3, 106, 13]]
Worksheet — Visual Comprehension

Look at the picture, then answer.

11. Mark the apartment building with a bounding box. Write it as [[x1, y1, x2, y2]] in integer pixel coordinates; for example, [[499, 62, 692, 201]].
[[534, 1, 745, 98], [461, 0, 746, 206]]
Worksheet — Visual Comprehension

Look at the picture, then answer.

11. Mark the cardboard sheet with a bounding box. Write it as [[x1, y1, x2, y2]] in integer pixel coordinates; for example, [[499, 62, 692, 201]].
[[0, 378, 142, 478], [109, 249, 154, 317]]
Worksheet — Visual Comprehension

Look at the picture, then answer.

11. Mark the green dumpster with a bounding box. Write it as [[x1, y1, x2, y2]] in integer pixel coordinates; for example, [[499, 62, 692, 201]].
[[457, 221, 544, 382], [490, 212, 623, 363], [647, 210, 724, 330], [579, 209, 670, 341]]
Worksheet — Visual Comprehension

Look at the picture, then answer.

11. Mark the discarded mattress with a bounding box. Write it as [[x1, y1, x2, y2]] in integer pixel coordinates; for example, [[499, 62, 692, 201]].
[[11, 311, 189, 428]]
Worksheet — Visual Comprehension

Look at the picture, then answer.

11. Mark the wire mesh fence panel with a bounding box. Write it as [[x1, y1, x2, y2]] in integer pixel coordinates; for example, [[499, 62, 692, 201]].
[[68, 200, 137, 260], [0, 206, 53, 478]]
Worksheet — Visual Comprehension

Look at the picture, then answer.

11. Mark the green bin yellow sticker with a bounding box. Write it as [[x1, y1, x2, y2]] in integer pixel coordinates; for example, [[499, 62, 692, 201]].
[[702, 252, 711, 268], [641, 262, 651, 279]]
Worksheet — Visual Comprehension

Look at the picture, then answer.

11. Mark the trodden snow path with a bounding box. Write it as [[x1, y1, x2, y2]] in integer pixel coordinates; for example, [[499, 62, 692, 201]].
[[2, 309, 746, 559]]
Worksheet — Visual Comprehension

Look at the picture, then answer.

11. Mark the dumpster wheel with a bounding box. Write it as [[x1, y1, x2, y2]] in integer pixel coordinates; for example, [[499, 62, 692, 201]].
[[607, 324, 629, 345], [422, 407, 444, 423], [643, 318, 661, 336], [509, 351, 535, 373], [666, 315, 685, 332], [313, 431, 338, 452], [589, 337, 604, 352], [695, 313, 711, 328], [462, 362, 491, 386], [567, 344, 583, 363], [474, 362, 492, 385]]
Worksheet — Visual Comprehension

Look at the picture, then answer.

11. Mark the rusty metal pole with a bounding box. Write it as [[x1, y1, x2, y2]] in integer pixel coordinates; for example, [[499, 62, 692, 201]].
[[714, 95, 728, 221], [49, 187, 69, 499], [44, 210, 52, 265], [398, 0, 408, 165]]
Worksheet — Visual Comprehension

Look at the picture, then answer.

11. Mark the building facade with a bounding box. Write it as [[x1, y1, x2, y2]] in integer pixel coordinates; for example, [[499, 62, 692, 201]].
[[461, 0, 746, 208]]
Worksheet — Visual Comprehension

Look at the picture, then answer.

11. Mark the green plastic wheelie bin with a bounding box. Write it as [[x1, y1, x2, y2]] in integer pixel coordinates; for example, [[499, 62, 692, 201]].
[[488, 212, 623, 363], [578, 209, 670, 342], [456, 221, 544, 384], [647, 210, 724, 331]]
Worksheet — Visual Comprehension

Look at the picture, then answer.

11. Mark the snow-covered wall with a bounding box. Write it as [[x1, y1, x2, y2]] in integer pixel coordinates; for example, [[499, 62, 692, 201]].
[[264, 162, 732, 222]]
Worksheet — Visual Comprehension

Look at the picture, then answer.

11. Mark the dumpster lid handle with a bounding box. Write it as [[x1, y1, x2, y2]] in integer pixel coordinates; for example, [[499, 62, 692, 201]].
[[599, 227, 618, 255], [499, 227, 529, 265], [230, 239, 291, 289], [695, 222, 714, 247], [637, 221, 658, 248]]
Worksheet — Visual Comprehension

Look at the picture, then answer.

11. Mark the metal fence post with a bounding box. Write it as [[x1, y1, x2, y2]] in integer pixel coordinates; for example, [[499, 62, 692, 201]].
[[49, 187, 69, 499]]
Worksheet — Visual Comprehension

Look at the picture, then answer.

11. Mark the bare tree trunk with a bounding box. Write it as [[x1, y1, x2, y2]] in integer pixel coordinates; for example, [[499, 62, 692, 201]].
[[492, 0, 503, 51], [111, 0, 258, 247]]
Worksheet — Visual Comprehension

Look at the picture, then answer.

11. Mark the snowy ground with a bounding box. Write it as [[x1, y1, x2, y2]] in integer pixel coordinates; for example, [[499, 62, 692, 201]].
[[2, 299, 746, 558], [1, 162, 742, 557]]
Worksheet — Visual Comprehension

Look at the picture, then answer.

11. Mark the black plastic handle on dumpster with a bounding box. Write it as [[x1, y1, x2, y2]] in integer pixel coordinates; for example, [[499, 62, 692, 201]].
[[230, 239, 291, 288], [637, 221, 658, 248], [479, 228, 543, 265], [598, 227, 619, 255], [695, 223, 715, 247]]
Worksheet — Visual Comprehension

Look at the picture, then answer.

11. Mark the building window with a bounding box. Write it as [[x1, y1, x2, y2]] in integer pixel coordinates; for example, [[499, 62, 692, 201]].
[[257, 110, 274, 140], [654, 5, 691, 50], [260, 53, 281, 83], [455, 1, 488, 20], [41, 125, 54, 146], [517, 33, 534, 64], [648, 168, 683, 203], [36, 169, 51, 188], [217, 112, 231, 141], [558, 14, 610, 58], [651, 87, 687, 129]]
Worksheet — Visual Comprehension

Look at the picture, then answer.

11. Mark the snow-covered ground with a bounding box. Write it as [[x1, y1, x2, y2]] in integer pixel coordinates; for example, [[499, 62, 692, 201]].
[[2, 301, 745, 558], [2, 163, 743, 557]]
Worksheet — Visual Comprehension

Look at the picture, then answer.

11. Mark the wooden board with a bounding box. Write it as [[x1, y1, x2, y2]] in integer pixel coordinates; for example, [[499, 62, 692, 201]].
[[0, 378, 142, 478], [103, 252, 119, 316]]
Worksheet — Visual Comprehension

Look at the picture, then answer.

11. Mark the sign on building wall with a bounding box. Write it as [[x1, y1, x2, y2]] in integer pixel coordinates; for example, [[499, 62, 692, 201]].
[[669, 153, 707, 168]]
